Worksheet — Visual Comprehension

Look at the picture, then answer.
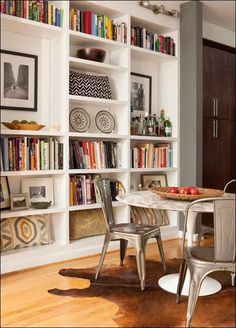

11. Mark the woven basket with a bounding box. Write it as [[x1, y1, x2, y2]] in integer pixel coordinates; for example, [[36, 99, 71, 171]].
[[150, 187, 224, 201]]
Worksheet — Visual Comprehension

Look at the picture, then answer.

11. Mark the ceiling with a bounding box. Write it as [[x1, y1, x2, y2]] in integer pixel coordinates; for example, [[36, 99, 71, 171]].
[[152, 1, 235, 32]]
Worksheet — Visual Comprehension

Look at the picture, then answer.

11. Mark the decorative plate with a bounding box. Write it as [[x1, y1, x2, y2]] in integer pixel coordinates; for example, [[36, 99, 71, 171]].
[[95, 110, 115, 134], [150, 187, 224, 201], [69, 108, 91, 133], [2, 122, 45, 131]]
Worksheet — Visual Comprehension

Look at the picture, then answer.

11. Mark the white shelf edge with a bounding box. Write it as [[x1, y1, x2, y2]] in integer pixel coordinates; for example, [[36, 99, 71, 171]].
[[130, 167, 177, 173], [69, 201, 124, 211], [69, 30, 127, 49], [130, 45, 177, 63], [1, 170, 66, 176], [0, 128, 67, 137], [69, 57, 127, 73], [69, 95, 128, 106], [69, 168, 128, 174], [130, 135, 177, 142], [69, 132, 128, 139], [1, 206, 66, 219], [1, 13, 65, 39]]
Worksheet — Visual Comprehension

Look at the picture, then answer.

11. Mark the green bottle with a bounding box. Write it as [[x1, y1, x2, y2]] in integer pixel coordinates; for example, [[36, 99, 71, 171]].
[[164, 117, 172, 137], [158, 109, 165, 136]]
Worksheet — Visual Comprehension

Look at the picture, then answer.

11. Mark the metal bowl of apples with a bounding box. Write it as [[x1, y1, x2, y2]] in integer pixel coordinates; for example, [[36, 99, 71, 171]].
[[150, 186, 224, 201]]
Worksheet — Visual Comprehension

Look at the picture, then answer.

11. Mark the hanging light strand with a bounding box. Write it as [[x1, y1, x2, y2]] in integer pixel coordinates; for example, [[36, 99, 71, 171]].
[[138, 1, 180, 18]]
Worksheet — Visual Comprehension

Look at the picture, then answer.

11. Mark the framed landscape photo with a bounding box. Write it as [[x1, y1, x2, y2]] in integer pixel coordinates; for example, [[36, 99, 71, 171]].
[[0, 50, 38, 111], [21, 177, 54, 205], [130, 72, 152, 117], [10, 193, 29, 211], [0, 177, 10, 209], [141, 173, 167, 189]]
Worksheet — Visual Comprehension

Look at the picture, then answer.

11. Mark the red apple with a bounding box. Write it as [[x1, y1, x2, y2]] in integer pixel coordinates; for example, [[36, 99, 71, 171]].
[[178, 187, 186, 194], [189, 187, 199, 195], [169, 187, 178, 194], [183, 187, 190, 194]]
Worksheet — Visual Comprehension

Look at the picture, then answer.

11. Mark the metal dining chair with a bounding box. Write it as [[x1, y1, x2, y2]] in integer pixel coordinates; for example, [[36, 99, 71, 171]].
[[94, 178, 166, 291], [197, 179, 236, 245], [176, 196, 235, 328]]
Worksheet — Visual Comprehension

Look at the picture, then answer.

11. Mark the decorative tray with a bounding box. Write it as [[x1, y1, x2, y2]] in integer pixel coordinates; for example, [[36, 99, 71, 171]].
[[150, 187, 224, 201], [2, 122, 45, 131]]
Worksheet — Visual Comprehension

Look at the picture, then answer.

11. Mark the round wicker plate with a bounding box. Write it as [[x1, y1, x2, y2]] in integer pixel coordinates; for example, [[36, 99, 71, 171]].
[[2, 122, 45, 131], [150, 187, 224, 201]]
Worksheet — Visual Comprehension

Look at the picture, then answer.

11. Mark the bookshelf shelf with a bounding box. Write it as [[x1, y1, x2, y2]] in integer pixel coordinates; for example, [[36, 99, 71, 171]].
[[0, 128, 67, 137], [1, 14, 65, 39], [69, 57, 127, 74], [130, 167, 177, 173], [1, 206, 67, 220], [1, 170, 66, 177], [69, 132, 128, 139], [130, 45, 177, 64], [69, 168, 128, 174], [69, 30, 127, 51], [69, 95, 128, 106], [130, 136, 177, 142], [69, 201, 124, 211]]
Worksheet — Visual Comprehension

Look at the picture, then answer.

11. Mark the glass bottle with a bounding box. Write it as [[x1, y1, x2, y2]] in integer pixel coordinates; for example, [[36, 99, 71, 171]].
[[153, 113, 158, 136], [164, 117, 172, 137], [158, 109, 165, 136], [130, 117, 137, 135], [138, 114, 144, 135], [147, 115, 156, 135]]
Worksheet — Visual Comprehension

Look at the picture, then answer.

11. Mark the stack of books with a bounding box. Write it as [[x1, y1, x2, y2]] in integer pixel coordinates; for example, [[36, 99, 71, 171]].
[[0, 0, 64, 27], [0, 137, 63, 171], [69, 8, 127, 43]]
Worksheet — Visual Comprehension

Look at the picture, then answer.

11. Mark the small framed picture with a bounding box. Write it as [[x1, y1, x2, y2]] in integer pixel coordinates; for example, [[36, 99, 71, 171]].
[[21, 177, 54, 205], [141, 174, 167, 189], [0, 49, 38, 111], [130, 72, 152, 117], [0, 177, 10, 209], [10, 193, 29, 211]]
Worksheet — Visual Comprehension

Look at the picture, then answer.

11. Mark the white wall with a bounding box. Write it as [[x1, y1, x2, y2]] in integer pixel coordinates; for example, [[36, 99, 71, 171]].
[[203, 21, 235, 47]]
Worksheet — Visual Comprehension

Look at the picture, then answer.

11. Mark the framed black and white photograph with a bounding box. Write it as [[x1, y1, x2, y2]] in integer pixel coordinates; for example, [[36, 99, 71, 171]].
[[130, 72, 152, 117], [0, 50, 38, 111], [141, 173, 167, 189], [21, 178, 54, 205], [0, 177, 10, 209], [10, 193, 29, 211]]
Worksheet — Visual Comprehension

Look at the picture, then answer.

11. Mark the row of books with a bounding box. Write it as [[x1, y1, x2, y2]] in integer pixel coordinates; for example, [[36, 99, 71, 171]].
[[1, 0, 64, 27], [69, 140, 122, 170], [70, 8, 127, 43], [0, 137, 63, 172], [131, 143, 173, 169], [69, 174, 122, 206], [131, 27, 176, 56]]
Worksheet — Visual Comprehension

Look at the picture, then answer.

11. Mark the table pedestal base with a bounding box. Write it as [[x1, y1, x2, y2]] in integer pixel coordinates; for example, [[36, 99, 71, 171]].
[[158, 270, 221, 296]]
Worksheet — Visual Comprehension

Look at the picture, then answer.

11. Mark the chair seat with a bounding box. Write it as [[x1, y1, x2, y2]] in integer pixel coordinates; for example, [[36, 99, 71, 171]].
[[110, 223, 160, 235], [185, 246, 214, 262]]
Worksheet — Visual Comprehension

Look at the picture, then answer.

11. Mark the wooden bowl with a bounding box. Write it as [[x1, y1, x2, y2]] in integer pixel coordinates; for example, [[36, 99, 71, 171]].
[[77, 48, 106, 62], [2, 122, 45, 131]]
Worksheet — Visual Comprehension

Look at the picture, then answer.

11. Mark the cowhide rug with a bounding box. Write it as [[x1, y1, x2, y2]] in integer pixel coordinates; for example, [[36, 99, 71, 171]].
[[48, 256, 235, 327]]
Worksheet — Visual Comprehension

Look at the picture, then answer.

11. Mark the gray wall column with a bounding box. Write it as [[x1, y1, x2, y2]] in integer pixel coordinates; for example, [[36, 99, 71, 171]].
[[179, 1, 203, 231]]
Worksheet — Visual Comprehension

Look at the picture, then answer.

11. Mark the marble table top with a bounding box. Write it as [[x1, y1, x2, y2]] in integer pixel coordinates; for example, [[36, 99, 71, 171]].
[[116, 191, 235, 213]]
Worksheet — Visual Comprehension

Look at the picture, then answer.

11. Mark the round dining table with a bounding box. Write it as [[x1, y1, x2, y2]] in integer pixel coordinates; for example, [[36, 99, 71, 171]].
[[116, 190, 233, 296]]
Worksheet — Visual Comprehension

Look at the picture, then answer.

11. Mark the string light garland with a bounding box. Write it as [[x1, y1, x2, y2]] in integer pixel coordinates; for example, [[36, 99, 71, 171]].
[[138, 1, 180, 18]]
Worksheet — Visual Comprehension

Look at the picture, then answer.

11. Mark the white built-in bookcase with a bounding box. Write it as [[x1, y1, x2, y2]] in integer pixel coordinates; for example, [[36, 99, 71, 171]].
[[1, 1, 179, 273]]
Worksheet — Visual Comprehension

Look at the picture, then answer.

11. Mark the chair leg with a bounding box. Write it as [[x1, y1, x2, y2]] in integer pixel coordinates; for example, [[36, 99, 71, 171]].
[[185, 268, 204, 328], [231, 273, 236, 287], [155, 234, 167, 273], [176, 258, 187, 303], [120, 239, 128, 266], [135, 239, 146, 291], [95, 233, 111, 280]]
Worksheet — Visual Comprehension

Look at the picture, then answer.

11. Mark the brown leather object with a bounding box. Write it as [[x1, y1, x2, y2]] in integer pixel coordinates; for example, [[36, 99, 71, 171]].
[[48, 256, 235, 327]]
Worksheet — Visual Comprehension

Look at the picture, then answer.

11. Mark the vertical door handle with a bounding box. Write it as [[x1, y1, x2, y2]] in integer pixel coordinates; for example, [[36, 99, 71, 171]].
[[215, 98, 218, 117], [215, 119, 218, 138], [213, 98, 216, 116], [212, 119, 216, 138]]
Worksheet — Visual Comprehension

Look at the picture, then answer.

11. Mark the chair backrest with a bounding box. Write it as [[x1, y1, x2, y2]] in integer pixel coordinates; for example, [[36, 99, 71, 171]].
[[214, 198, 235, 262], [182, 197, 235, 263], [95, 178, 125, 229], [223, 179, 236, 193]]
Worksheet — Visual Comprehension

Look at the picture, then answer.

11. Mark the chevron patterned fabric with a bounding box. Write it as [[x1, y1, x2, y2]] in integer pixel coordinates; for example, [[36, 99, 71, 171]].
[[69, 71, 112, 99], [0, 215, 53, 251]]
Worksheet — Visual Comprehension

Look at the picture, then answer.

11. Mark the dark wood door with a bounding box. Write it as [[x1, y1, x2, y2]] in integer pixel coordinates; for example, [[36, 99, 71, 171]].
[[203, 117, 236, 191], [227, 52, 236, 121]]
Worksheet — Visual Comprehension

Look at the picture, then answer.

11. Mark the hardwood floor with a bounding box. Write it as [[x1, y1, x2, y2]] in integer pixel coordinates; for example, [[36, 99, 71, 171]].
[[1, 238, 210, 327]]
